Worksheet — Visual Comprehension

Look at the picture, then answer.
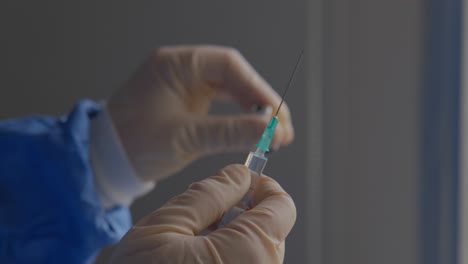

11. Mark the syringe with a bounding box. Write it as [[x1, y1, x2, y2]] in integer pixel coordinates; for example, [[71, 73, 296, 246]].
[[215, 50, 304, 228], [243, 116, 277, 180]]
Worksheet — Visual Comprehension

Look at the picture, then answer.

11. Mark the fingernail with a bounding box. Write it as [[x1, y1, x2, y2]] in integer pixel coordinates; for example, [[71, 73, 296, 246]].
[[251, 105, 263, 112], [251, 105, 273, 116]]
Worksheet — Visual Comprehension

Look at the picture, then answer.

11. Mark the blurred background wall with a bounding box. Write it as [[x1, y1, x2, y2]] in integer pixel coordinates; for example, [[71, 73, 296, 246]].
[[321, 0, 424, 263]]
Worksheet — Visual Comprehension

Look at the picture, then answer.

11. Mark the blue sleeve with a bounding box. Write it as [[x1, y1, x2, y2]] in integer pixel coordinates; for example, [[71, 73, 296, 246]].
[[0, 100, 132, 264]]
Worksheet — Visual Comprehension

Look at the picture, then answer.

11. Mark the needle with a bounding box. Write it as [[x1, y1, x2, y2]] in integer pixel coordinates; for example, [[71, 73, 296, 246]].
[[275, 49, 304, 116]]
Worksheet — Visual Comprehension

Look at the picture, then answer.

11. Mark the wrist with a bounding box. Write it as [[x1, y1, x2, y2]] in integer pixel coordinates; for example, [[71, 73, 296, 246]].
[[89, 102, 155, 208]]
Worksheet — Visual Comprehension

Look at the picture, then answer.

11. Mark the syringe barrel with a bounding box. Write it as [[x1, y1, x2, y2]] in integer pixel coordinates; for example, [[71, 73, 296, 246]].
[[245, 150, 268, 175]]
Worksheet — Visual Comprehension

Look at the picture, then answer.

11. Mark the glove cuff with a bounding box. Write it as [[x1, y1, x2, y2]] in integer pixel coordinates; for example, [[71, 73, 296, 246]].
[[89, 102, 155, 208]]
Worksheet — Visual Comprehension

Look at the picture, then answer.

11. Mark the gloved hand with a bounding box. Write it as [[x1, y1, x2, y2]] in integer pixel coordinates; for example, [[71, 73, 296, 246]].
[[107, 45, 294, 182], [110, 164, 296, 264]]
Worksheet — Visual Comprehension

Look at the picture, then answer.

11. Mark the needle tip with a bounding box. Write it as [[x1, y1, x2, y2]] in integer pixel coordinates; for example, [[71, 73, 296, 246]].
[[274, 50, 304, 116]]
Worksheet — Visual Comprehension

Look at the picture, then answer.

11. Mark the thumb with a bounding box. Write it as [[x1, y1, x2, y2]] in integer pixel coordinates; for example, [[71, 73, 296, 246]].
[[135, 164, 251, 235], [188, 115, 289, 155]]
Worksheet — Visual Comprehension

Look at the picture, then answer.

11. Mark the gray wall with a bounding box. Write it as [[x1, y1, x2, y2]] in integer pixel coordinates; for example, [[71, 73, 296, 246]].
[[460, 1, 468, 263], [322, 0, 424, 263], [0, 1, 308, 263]]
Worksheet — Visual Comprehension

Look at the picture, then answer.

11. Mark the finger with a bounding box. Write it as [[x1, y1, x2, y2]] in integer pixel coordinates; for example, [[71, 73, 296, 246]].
[[135, 164, 251, 235], [279, 241, 286, 262], [184, 114, 293, 156], [197, 46, 294, 145], [156, 45, 294, 146], [219, 176, 296, 242]]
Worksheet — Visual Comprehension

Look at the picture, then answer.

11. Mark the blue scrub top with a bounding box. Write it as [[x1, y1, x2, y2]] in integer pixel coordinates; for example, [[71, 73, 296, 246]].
[[0, 100, 131, 264]]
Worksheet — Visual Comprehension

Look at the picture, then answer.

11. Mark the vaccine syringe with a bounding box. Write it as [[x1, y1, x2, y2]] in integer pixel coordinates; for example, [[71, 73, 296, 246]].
[[244, 49, 303, 178], [213, 50, 304, 228], [243, 117, 277, 176]]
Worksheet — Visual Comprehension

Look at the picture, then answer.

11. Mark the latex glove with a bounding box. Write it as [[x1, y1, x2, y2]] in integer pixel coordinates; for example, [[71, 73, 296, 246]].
[[110, 164, 296, 264], [107, 45, 294, 182]]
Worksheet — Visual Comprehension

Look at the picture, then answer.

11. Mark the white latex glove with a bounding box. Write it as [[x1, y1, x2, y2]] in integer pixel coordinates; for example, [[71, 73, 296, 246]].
[[110, 164, 296, 264], [107, 45, 294, 182]]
